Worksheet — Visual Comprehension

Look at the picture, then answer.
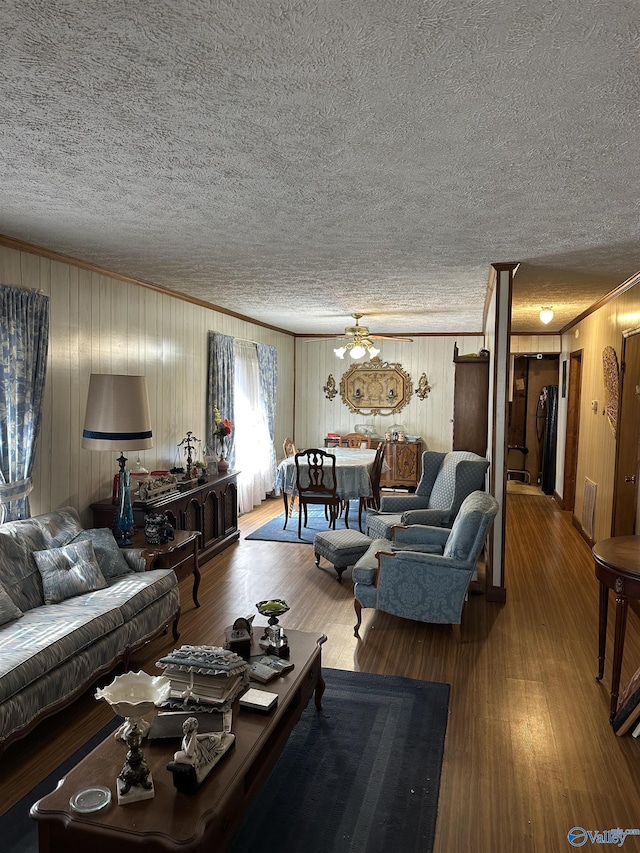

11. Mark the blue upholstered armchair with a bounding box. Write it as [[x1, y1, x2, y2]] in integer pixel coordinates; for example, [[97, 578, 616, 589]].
[[366, 450, 489, 540], [354, 491, 499, 640]]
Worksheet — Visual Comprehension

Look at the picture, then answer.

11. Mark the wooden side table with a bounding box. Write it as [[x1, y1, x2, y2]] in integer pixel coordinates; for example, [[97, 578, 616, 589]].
[[131, 529, 201, 608], [593, 535, 640, 721]]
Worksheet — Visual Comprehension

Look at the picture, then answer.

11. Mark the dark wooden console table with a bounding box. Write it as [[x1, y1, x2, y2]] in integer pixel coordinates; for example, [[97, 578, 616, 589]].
[[593, 535, 640, 721], [91, 472, 239, 565]]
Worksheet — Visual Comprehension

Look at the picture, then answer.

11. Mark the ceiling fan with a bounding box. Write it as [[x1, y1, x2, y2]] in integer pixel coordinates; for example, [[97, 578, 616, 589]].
[[328, 314, 414, 359]]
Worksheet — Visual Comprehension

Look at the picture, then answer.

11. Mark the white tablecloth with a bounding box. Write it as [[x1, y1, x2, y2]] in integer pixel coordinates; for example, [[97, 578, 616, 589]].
[[276, 448, 376, 501]]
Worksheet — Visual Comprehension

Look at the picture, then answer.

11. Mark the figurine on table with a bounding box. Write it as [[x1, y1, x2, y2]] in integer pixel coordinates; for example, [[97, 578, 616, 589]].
[[167, 716, 235, 794]]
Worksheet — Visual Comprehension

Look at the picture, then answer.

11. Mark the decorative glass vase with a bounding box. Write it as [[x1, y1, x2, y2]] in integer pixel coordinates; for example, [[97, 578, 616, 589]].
[[217, 437, 230, 471], [115, 469, 134, 546]]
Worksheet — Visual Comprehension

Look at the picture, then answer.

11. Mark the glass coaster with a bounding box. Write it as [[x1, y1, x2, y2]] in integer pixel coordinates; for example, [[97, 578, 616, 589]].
[[69, 785, 112, 813]]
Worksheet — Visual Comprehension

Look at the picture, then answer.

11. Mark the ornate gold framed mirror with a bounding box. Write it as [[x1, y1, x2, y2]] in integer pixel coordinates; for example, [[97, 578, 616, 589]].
[[339, 358, 413, 415]]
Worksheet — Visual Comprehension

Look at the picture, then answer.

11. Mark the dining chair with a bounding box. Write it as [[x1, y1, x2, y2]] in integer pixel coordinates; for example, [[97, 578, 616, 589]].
[[339, 433, 372, 448], [282, 437, 296, 458], [294, 449, 341, 539], [357, 441, 385, 531], [282, 438, 297, 520]]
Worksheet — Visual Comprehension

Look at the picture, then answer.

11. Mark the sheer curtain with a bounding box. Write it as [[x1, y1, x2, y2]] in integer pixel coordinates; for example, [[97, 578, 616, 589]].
[[234, 340, 275, 513], [256, 342, 278, 488]]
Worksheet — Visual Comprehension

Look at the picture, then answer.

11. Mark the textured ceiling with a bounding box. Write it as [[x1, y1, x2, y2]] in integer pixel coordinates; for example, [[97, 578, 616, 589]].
[[1, 0, 639, 337]]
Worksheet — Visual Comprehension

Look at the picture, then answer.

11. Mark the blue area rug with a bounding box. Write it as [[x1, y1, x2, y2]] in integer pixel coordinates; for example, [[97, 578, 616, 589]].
[[246, 505, 367, 544], [2, 669, 449, 853]]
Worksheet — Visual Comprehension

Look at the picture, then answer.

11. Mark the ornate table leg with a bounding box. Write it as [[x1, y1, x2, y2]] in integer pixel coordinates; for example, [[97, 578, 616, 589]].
[[281, 492, 290, 529], [314, 634, 327, 710], [192, 561, 202, 608], [596, 581, 608, 682]]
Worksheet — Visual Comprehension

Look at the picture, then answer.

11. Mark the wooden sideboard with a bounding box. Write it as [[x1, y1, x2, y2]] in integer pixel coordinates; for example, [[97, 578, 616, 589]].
[[321, 438, 423, 489], [380, 441, 423, 489], [91, 471, 239, 565]]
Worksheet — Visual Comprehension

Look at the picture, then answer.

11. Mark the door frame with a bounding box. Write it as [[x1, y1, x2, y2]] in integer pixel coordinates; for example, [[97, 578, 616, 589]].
[[611, 327, 640, 536], [562, 350, 583, 513]]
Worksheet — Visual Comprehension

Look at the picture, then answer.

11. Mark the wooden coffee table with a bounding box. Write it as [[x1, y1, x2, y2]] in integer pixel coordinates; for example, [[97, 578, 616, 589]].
[[31, 629, 327, 853]]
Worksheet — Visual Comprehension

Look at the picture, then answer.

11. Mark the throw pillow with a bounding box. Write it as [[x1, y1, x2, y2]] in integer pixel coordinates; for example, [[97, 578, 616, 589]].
[[0, 531, 44, 611], [70, 529, 133, 579], [33, 540, 108, 605], [0, 583, 23, 626]]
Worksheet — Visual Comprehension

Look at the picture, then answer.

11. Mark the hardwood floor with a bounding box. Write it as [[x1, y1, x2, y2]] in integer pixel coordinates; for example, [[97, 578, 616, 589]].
[[2, 493, 640, 851]]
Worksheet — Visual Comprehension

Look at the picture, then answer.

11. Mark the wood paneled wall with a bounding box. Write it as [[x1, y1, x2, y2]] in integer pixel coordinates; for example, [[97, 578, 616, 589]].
[[562, 282, 640, 542], [510, 334, 561, 353], [293, 335, 485, 452], [0, 245, 295, 526]]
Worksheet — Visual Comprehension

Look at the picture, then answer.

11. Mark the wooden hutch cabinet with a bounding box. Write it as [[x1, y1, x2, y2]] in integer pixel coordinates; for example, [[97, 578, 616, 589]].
[[91, 471, 239, 565], [452, 344, 489, 457], [380, 441, 423, 489]]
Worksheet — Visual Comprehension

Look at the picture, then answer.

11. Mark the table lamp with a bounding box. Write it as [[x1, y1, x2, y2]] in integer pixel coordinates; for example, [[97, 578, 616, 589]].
[[82, 374, 153, 545]]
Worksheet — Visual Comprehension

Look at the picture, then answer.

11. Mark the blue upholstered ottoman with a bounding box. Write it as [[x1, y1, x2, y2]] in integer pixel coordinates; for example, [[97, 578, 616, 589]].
[[313, 529, 373, 582]]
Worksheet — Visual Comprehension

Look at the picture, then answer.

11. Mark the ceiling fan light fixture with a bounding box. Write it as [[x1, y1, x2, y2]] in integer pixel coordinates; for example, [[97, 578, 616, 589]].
[[334, 338, 379, 360], [539, 306, 554, 325], [331, 314, 406, 359]]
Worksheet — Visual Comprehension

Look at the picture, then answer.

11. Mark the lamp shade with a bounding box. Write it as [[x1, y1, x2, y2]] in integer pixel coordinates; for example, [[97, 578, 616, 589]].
[[82, 374, 153, 451], [539, 307, 554, 325]]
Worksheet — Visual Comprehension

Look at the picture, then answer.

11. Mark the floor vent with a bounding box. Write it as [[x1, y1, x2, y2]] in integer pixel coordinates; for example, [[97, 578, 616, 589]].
[[582, 478, 597, 539]]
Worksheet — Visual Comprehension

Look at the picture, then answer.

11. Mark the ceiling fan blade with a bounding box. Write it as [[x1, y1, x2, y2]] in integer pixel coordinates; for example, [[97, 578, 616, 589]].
[[370, 334, 414, 342]]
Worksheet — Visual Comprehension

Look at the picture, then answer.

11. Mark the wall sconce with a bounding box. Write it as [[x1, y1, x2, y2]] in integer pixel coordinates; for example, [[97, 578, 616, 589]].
[[323, 374, 337, 400], [82, 374, 153, 545], [539, 307, 554, 325]]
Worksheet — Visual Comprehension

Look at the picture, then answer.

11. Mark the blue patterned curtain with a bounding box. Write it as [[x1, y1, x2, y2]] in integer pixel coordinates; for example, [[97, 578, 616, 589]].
[[256, 343, 278, 486], [0, 285, 50, 521], [207, 332, 235, 463]]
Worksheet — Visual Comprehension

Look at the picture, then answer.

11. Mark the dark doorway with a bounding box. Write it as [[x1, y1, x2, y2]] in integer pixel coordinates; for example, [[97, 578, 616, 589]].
[[562, 351, 582, 513], [508, 354, 560, 488]]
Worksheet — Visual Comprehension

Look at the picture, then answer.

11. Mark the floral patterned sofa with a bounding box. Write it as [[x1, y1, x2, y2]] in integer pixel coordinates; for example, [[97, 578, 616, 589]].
[[0, 506, 180, 752]]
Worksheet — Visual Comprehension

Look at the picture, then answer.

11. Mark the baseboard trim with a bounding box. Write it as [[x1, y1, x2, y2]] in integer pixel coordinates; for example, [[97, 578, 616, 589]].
[[553, 490, 564, 510], [571, 513, 594, 549]]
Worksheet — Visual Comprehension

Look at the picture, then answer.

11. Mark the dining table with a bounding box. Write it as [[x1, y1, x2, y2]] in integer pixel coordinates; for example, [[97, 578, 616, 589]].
[[276, 447, 378, 530]]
